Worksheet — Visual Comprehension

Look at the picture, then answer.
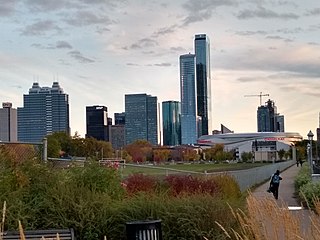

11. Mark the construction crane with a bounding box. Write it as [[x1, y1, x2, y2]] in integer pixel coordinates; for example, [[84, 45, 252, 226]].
[[244, 92, 269, 106]]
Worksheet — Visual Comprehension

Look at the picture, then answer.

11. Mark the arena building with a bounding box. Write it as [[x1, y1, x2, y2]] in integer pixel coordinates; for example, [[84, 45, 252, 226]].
[[197, 132, 303, 161]]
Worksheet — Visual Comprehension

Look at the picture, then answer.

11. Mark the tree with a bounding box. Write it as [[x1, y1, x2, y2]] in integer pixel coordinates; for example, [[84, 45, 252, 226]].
[[278, 149, 286, 161], [153, 149, 171, 164], [241, 152, 253, 162], [124, 140, 153, 163]]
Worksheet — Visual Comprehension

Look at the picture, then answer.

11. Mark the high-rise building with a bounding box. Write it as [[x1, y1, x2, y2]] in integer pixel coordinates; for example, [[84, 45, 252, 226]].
[[0, 102, 17, 142], [86, 105, 109, 141], [195, 34, 211, 136], [114, 112, 125, 125], [109, 125, 125, 150], [109, 112, 126, 150], [276, 114, 285, 132], [257, 99, 284, 132], [180, 53, 197, 144], [18, 82, 70, 142], [125, 94, 158, 145], [162, 101, 181, 146]]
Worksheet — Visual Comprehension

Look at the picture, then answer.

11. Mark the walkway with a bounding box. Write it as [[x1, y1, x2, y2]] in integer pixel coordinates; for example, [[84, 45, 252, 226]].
[[251, 164, 313, 238]]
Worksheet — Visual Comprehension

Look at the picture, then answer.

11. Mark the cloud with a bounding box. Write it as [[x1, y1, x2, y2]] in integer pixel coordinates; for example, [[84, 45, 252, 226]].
[[170, 47, 186, 52], [64, 11, 112, 27], [21, 20, 62, 36], [68, 50, 95, 63], [305, 8, 320, 16], [31, 41, 72, 49], [276, 27, 303, 34], [56, 41, 73, 49], [0, 1, 17, 17], [126, 63, 139, 66], [153, 63, 172, 67], [126, 38, 159, 50], [237, 7, 299, 20], [235, 30, 267, 36], [265, 35, 293, 42], [152, 25, 178, 38], [182, 0, 237, 26]]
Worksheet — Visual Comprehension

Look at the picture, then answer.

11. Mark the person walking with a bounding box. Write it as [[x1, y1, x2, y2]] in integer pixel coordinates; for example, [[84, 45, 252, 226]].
[[269, 170, 282, 200]]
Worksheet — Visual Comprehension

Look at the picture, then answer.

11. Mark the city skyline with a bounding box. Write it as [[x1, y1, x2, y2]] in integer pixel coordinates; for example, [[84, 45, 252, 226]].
[[1, 1, 319, 139]]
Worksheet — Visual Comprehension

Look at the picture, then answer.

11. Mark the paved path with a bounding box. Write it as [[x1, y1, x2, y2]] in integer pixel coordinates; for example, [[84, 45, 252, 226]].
[[252, 164, 300, 206], [252, 164, 312, 238]]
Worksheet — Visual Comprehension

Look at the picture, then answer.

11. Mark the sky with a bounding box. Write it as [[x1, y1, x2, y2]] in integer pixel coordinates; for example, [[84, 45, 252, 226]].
[[0, 0, 320, 140]]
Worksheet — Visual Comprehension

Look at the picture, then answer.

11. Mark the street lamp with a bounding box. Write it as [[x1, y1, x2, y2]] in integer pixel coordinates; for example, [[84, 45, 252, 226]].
[[308, 130, 314, 175]]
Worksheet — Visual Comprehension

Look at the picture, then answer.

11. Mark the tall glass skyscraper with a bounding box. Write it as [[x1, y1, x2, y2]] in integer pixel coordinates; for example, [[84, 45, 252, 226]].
[[180, 53, 197, 145], [125, 94, 158, 145], [86, 105, 108, 141], [195, 34, 211, 136], [257, 99, 277, 132], [162, 101, 181, 146], [18, 82, 70, 142]]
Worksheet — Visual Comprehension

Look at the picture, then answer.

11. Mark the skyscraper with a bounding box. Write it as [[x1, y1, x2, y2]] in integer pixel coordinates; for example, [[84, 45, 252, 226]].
[[195, 34, 211, 136], [125, 94, 158, 145], [180, 53, 197, 145], [114, 112, 125, 125], [0, 102, 17, 142], [18, 82, 70, 142], [257, 99, 284, 132], [86, 105, 109, 141], [162, 101, 181, 146], [109, 112, 126, 150]]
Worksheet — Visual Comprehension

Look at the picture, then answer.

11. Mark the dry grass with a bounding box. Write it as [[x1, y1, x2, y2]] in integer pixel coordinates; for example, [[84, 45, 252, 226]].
[[216, 193, 320, 240]]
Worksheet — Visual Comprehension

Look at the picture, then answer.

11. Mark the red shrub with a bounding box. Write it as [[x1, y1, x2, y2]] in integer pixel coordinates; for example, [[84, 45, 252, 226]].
[[125, 173, 157, 195], [164, 175, 220, 197]]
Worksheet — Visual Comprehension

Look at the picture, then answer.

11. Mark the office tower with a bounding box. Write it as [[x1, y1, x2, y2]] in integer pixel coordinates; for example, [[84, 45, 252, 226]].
[[109, 125, 125, 150], [86, 105, 109, 141], [109, 112, 126, 150], [180, 53, 197, 144], [276, 114, 285, 132], [162, 101, 181, 146], [115, 112, 125, 125], [125, 94, 158, 145], [0, 102, 17, 142], [18, 82, 70, 142], [257, 99, 283, 132], [195, 34, 211, 136]]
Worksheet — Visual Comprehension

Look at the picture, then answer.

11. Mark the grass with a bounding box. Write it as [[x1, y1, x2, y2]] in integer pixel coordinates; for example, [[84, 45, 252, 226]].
[[120, 162, 270, 176]]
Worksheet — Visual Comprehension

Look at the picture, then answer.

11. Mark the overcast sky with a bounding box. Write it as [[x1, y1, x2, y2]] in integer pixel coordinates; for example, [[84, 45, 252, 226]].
[[1, 0, 319, 139]]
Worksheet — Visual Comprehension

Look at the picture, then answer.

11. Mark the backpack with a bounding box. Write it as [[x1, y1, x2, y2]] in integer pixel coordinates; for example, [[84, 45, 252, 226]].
[[272, 174, 280, 184]]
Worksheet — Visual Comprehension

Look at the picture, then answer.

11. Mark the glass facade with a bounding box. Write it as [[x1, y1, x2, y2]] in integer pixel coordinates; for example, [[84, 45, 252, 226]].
[[257, 99, 277, 132], [195, 34, 211, 136], [180, 53, 197, 144], [125, 94, 158, 145], [114, 112, 125, 125], [162, 101, 181, 146], [18, 82, 70, 142], [86, 105, 108, 141]]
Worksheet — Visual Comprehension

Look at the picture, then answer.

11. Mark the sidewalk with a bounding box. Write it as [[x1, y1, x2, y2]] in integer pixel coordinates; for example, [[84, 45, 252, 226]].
[[252, 164, 312, 236], [252, 163, 300, 206]]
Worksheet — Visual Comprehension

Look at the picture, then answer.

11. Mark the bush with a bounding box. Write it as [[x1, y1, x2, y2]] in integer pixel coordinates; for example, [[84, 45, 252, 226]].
[[0, 158, 245, 239], [299, 182, 320, 208], [124, 173, 157, 195], [294, 164, 311, 190]]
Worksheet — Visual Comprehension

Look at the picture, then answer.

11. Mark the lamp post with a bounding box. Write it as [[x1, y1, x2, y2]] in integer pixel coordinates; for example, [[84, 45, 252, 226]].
[[308, 130, 314, 175]]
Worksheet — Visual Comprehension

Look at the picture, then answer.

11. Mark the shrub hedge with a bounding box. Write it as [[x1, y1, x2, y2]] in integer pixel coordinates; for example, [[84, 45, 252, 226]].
[[0, 157, 245, 239]]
